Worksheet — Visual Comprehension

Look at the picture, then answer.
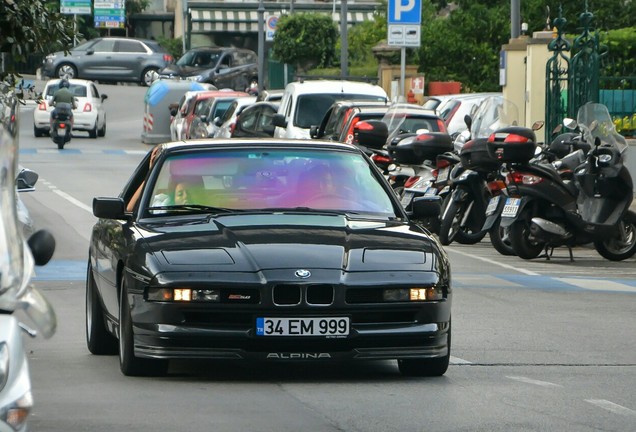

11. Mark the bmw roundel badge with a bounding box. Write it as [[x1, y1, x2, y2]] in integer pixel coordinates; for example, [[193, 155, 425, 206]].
[[295, 269, 311, 279]]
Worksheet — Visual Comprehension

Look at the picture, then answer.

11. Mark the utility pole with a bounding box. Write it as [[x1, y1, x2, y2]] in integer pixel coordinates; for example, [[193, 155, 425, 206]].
[[511, 0, 520, 39], [340, 0, 348, 78], [258, 0, 265, 92]]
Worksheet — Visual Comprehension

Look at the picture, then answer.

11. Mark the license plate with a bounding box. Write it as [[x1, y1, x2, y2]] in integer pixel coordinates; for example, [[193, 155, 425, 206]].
[[424, 187, 438, 196], [57, 127, 65, 136], [485, 196, 501, 216], [256, 317, 350, 337], [401, 191, 414, 207], [437, 167, 450, 182], [501, 198, 521, 218]]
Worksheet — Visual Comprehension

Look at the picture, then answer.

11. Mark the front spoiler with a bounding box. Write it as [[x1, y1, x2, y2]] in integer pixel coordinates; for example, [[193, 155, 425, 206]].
[[133, 322, 450, 361]]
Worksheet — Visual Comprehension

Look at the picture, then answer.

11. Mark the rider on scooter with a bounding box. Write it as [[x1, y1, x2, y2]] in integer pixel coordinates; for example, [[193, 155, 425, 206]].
[[50, 78, 76, 132]]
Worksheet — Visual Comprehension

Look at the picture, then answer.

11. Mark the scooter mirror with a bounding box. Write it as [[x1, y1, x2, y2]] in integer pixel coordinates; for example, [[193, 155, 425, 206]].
[[563, 118, 577, 130]]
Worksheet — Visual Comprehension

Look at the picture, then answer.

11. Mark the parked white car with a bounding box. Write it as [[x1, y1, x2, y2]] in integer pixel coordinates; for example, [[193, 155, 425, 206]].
[[435, 92, 501, 138], [213, 96, 257, 138], [273, 80, 388, 139], [33, 78, 107, 138]]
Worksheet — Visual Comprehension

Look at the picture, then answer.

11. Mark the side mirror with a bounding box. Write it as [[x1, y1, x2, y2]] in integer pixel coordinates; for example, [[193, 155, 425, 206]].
[[563, 118, 577, 130], [464, 114, 472, 131], [411, 196, 442, 219], [532, 120, 545, 131], [214, 116, 222, 127], [93, 197, 128, 220], [272, 114, 287, 128], [86, 49, 94, 55], [16, 169, 39, 191], [309, 125, 320, 139], [101, 94, 108, 101], [199, 114, 207, 122], [28, 229, 56, 266]]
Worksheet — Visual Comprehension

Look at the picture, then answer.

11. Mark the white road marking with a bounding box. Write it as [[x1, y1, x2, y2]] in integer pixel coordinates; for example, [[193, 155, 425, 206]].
[[557, 278, 636, 293], [450, 356, 472, 365], [585, 399, 636, 416], [505, 376, 562, 387], [448, 247, 540, 276], [41, 179, 92, 214]]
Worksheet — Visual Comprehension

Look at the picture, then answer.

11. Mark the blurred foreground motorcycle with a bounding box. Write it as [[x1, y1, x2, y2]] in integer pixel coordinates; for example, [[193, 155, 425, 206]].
[[1, 80, 57, 431]]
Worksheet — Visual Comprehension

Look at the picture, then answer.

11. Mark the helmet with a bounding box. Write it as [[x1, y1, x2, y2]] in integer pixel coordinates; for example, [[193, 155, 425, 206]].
[[59, 79, 70, 89]]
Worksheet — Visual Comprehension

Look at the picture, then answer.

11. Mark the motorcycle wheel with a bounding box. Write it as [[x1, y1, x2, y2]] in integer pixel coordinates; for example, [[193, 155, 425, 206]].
[[57, 141, 65, 150], [594, 210, 636, 261], [509, 208, 545, 259], [489, 217, 515, 256], [439, 196, 487, 246]]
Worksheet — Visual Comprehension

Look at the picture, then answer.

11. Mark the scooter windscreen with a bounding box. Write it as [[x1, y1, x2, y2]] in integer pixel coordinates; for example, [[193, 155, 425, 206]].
[[470, 96, 520, 139], [576, 102, 628, 155]]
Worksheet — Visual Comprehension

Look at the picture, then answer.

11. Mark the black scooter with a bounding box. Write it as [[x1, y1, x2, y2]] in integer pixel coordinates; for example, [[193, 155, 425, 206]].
[[499, 103, 636, 261], [50, 102, 73, 149]]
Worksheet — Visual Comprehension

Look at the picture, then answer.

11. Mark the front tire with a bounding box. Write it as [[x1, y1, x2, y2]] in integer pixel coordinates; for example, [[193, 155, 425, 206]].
[[398, 321, 451, 377], [595, 210, 636, 261], [489, 217, 515, 256], [119, 281, 169, 376], [141, 67, 159, 87], [439, 196, 487, 246], [86, 262, 118, 355], [56, 63, 77, 80], [509, 208, 545, 259]]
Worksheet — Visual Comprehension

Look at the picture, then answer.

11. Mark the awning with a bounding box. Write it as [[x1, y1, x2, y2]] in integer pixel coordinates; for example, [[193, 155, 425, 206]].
[[190, 9, 377, 33]]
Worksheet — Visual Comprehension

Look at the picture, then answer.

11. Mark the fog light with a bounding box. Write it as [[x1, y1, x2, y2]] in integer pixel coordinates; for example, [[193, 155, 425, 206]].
[[147, 288, 174, 301], [383, 288, 409, 301], [192, 289, 220, 302], [5, 391, 33, 430]]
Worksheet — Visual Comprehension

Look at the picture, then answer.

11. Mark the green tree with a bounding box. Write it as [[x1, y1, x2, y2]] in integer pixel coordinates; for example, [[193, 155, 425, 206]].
[[271, 13, 339, 74], [0, 0, 75, 76]]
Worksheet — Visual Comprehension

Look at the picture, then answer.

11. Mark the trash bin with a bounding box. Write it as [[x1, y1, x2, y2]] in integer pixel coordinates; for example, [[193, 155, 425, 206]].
[[141, 79, 216, 144]]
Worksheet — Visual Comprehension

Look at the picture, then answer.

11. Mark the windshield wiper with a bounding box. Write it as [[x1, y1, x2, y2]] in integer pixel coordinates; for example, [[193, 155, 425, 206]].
[[146, 205, 238, 214]]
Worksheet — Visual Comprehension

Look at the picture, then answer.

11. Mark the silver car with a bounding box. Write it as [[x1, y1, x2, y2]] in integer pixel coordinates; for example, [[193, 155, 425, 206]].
[[42, 37, 174, 87]]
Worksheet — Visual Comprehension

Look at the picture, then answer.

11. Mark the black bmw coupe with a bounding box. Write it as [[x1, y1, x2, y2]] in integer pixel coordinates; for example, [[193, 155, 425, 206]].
[[86, 139, 452, 377]]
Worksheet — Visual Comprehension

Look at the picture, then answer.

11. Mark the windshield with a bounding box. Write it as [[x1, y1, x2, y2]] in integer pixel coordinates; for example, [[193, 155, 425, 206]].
[[0, 82, 31, 309], [576, 102, 627, 154], [177, 50, 221, 68], [470, 96, 519, 139], [295, 94, 386, 129], [381, 103, 446, 143], [145, 149, 395, 217]]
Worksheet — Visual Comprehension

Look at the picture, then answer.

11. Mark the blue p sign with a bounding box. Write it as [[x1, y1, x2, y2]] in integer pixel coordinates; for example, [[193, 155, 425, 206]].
[[388, 0, 422, 24]]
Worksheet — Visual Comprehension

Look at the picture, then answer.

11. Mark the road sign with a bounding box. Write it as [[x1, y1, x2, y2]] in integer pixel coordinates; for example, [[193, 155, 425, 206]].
[[94, 0, 125, 28], [387, 0, 421, 47], [388, 0, 422, 25], [61, 0, 92, 14], [265, 15, 279, 42]]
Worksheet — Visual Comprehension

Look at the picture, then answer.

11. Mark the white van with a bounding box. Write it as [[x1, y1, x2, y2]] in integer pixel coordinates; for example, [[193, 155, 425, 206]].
[[272, 80, 388, 139]]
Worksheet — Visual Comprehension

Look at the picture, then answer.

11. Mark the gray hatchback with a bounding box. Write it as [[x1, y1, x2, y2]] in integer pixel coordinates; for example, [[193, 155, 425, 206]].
[[42, 37, 174, 86]]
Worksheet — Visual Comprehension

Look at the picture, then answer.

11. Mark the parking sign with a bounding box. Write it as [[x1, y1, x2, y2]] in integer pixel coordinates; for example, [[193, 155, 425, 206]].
[[388, 0, 421, 47], [388, 0, 422, 25]]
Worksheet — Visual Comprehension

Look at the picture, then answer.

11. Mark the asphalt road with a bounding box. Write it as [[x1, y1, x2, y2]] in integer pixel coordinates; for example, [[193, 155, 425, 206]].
[[13, 80, 636, 431]]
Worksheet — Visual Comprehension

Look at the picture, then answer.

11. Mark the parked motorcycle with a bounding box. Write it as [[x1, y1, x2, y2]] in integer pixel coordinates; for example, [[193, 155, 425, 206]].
[[50, 102, 73, 149], [437, 96, 519, 247], [499, 102, 636, 261], [1, 80, 57, 431]]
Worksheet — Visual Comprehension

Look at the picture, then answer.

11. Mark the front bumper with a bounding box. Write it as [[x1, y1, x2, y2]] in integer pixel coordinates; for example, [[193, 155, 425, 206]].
[[130, 300, 451, 361]]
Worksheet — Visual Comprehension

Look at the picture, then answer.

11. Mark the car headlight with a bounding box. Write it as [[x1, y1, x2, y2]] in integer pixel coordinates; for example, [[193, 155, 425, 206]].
[[383, 287, 443, 301], [147, 287, 220, 302], [0, 342, 8, 392]]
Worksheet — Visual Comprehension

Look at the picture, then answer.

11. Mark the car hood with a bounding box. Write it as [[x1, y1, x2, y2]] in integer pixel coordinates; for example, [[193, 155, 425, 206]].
[[159, 65, 210, 78], [138, 214, 437, 273]]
